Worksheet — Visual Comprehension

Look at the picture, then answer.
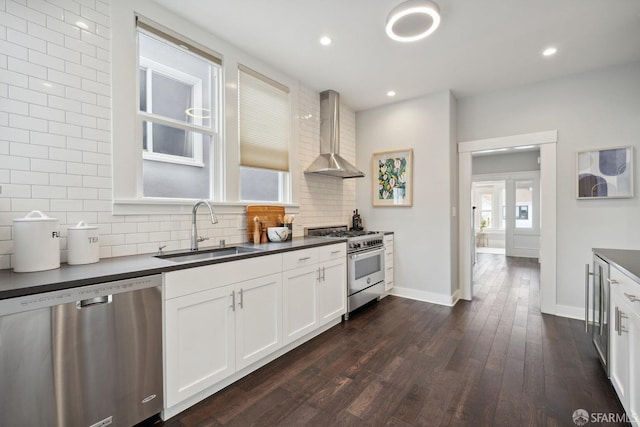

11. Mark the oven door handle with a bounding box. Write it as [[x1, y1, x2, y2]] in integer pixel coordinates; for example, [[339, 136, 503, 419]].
[[349, 247, 385, 260]]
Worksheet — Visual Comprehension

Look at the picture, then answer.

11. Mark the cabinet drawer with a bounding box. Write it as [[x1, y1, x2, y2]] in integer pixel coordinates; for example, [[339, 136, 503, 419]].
[[383, 234, 394, 245], [611, 266, 640, 317], [282, 247, 318, 271], [318, 243, 347, 263], [165, 254, 281, 299]]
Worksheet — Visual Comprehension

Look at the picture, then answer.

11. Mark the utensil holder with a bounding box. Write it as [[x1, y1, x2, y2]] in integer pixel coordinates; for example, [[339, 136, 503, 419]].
[[282, 223, 293, 241]]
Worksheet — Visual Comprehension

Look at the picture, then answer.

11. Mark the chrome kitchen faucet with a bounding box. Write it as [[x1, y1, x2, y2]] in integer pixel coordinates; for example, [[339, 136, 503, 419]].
[[191, 200, 218, 251]]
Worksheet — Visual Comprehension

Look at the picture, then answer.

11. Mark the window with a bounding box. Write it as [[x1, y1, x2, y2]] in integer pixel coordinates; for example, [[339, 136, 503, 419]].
[[136, 19, 221, 199], [238, 65, 290, 202]]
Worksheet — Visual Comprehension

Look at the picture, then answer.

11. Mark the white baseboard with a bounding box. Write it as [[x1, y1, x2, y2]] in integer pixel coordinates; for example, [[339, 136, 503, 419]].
[[390, 286, 459, 307], [555, 304, 584, 321]]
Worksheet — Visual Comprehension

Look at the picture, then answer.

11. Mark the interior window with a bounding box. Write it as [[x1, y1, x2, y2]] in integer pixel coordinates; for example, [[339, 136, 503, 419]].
[[238, 65, 290, 203], [137, 22, 221, 199]]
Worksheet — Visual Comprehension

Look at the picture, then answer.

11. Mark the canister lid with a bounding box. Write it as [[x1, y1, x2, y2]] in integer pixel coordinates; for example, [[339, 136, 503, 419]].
[[67, 220, 98, 230], [13, 210, 59, 222]]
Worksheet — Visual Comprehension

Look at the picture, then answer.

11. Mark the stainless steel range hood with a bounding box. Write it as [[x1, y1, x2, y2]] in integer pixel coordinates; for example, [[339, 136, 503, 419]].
[[305, 90, 365, 178]]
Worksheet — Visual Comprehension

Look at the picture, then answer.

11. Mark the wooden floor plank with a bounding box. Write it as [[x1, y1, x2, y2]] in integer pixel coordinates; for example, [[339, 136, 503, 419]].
[[145, 254, 627, 427]]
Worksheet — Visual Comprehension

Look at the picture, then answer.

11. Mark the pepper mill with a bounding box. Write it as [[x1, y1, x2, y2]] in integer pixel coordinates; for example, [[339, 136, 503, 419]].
[[260, 222, 268, 243]]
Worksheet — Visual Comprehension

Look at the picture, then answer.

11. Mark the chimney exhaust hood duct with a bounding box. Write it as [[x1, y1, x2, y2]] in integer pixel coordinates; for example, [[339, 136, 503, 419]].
[[304, 90, 365, 178]]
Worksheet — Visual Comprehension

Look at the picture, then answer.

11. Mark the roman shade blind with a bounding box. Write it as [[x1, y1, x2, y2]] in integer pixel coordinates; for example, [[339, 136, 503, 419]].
[[238, 65, 290, 172]]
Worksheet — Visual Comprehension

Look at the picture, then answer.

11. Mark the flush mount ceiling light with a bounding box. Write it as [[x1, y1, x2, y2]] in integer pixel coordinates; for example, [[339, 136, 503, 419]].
[[542, 46, 557, 56], [387, 90, 396, 97], [386, 0, 441, 42], [319, 36, 332, 46]]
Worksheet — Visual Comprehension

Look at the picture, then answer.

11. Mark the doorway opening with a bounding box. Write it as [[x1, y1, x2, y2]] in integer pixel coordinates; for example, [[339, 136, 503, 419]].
[[472, 180, 506, 256], [458, 131, 557, 314]]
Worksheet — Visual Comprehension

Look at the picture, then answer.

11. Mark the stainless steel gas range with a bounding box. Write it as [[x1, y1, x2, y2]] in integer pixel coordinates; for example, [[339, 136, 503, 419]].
[[306, 226, 385, 319]]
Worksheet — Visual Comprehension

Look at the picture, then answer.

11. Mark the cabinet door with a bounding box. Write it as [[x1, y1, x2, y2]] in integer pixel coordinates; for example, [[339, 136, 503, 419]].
[[283, 265, 319, 345], [610, 289, 630, 409], [318, 258, 346, 326], [165, 285, 235, 407], [235, 273, 283, 370], [628, 310, 640, 425]]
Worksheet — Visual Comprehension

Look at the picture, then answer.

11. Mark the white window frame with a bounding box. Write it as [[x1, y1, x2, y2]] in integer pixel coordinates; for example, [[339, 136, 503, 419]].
[[139, 57, 206, 167]]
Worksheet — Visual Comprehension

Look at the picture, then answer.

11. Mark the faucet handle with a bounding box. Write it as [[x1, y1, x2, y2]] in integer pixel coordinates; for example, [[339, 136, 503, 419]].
[[157, 245, 167, 255]]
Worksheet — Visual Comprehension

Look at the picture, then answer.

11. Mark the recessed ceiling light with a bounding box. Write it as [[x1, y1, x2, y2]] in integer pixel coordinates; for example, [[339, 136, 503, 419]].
[[319, 36, 332, 46], [386, 0, 441, 42], [542, 47, 557, 56], [75, 21, 89, 30], [387, 91, 396, 97]]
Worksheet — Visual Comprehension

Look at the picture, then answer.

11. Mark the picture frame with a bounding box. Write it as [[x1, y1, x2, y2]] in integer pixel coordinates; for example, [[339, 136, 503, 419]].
[[372, 148, 413, 207], [576, 146, 633, 199]]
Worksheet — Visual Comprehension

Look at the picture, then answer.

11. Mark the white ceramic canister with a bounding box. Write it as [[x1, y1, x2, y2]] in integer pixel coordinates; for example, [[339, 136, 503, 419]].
[[13, 210, 60, 273], [67, 221, 99, 265]]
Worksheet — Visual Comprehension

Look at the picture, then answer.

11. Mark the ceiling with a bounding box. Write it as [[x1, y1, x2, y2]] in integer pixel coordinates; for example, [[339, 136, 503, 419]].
[[150, 0, 640, 111]]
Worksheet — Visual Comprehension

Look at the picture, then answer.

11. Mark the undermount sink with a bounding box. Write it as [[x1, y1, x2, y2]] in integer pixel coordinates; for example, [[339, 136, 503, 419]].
[[156, 246, 263, 263]]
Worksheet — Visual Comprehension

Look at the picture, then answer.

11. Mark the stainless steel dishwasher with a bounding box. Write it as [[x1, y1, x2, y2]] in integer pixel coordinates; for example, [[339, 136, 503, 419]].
[[0, 275, 163, 427]]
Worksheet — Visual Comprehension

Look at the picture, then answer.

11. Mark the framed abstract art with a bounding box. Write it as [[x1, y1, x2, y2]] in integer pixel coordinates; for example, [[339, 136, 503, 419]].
[[576, 146, 633, 199], [372, 149, 413, 207]]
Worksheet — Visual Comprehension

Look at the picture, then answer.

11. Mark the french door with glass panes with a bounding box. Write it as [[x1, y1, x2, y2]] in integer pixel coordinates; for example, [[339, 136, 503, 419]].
[[505, 171, 540, 258]]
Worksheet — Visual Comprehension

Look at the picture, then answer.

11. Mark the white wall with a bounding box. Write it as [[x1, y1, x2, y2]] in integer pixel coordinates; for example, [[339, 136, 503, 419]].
[[458, 61, 640, 313], [472, 150, 540, 175], [0, 0, 356, 268], [355, 90, 459, 305]]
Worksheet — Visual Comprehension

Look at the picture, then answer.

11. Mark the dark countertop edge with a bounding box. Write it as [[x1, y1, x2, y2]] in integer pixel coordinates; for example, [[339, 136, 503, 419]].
[[383, 231, 394, 235], [593, 248, 640, 284], [0, 238, 346, 300]]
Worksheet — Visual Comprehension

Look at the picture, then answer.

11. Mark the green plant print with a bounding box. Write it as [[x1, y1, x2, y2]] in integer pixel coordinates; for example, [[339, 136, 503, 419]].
[[378, 157, 407, 200]]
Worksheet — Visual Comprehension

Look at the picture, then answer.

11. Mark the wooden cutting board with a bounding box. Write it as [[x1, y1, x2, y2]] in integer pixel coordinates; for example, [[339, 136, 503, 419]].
[[246, 205, 285, 243]]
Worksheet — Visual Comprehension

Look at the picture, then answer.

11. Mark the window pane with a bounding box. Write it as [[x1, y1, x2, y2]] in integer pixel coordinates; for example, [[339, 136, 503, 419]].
[[143, 121, 194, 159], [139, 32, 212, 128], [140, 68, 147, 113], [515, 180, 533, 229], [240, 167, 281, 202], [143, 132, 211, 199]]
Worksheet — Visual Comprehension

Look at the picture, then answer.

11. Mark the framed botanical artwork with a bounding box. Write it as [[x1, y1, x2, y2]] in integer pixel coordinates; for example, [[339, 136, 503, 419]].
[[372, 148, 413, 206], [576, 146, 633, 199]]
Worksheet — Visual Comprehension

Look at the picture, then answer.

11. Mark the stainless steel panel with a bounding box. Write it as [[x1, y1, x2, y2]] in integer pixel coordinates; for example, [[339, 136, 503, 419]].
[[591, 255, 610, 375], [348, 247, 385, 295], [348, 281, 384, 314], [0, 278, 163, 427]]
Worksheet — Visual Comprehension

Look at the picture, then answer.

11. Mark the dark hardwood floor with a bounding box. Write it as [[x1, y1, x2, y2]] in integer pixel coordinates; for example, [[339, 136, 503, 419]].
[[153, 254, 626, 426]]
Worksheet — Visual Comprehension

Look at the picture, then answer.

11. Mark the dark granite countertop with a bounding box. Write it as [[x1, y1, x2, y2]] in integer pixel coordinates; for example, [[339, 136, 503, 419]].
[[0, 237, 345, 300], [593, 248, 640, 284]]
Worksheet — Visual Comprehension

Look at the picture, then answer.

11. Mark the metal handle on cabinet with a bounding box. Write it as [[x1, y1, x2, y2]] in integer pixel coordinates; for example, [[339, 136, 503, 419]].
[[239, 288, 244, 309], [599, 278, 605, 337], [298, 256, 311, 262], [615, 306, 620, 334], [331, 250, 341, 255], [620, 309, 629, 335], [624, 293, 640, 303], [322, 267, 325, 281], [585, 264, 592, 333], [607, 278, 619, 284], [317, 268, 321, 282], [230, 291, 236, 311]]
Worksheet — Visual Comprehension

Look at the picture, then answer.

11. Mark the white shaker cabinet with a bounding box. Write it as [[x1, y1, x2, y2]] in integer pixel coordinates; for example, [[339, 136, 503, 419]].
[[282, 243, 346, 345], [164, 285, 235, 407], [383, 234, 394, 292], [609, 265, 640, 426], [234, 273, 282, 370], [163, 254, 282, 408]]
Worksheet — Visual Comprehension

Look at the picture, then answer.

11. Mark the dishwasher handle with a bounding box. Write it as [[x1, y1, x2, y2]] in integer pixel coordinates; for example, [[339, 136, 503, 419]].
[[76, 295, 112, 309]]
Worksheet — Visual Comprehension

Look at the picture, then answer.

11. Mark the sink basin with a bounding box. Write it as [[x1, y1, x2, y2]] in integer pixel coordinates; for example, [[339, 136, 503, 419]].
[[156, 246, 263, 263]]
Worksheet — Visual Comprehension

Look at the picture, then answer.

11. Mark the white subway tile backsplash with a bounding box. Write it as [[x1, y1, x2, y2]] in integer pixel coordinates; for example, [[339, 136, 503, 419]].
[[45, 0, 80, 14], [48, 120, 81, 137], [7, 27, 45, 52], [79, 5, 108, 27], [27, 1, 64, 20], [30, 130, 65, 147], [47, 41, 80, 63], [0, 39, 28, 60], [67, 186, 96, 199], [82, 175, 109, 188], [0, 124, 30, 142], [0, 53, 7, 68], [110, 244, 136, 257], [96, 117, 109, 130], [81, 150, 108, 165], [0, 97, 28, 115], [82, 199, 108, 211], [80, 53, 107, 71], [95, 23, 109, 39], [61, 9, 94, 33], [29, 103, 65, 122], [48, 68, 81, 88], [0, 10, 27, 32], [10, 169, 47, 184], [50, 198, 81, 211], [1, 153, 28, 169], [49, 146, 81, 162], [30, 157, 65, 173], [31, 184, 66, 198], [9, 112, 47, 131], [28, 49, 64, 70], [8, 55, 45, 77], [65, 85, 95, 103], [80, 78, 108, 96], [28, 77, 65, 96], [6, 0, 45, 25], [81, 127, 108, 143], [48, 94, 81, 112], [11, 197, 49, 211], [64, 34, 94, 57], [9, 141, 48, 158], [66, 136, 95, 151], [9, 84, 47, 105], [0, 111, 7, 125], [0, 68, 28, 87], [80, 28, 107, 50], [66, 161, 96, 175], [45, 15, 79, 38], [50, 172, 81, 186], [66, 111, 95, 128], [65, 61, 95, 80], [27, 21, 64, 46], [0, 141, 9, 154]]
